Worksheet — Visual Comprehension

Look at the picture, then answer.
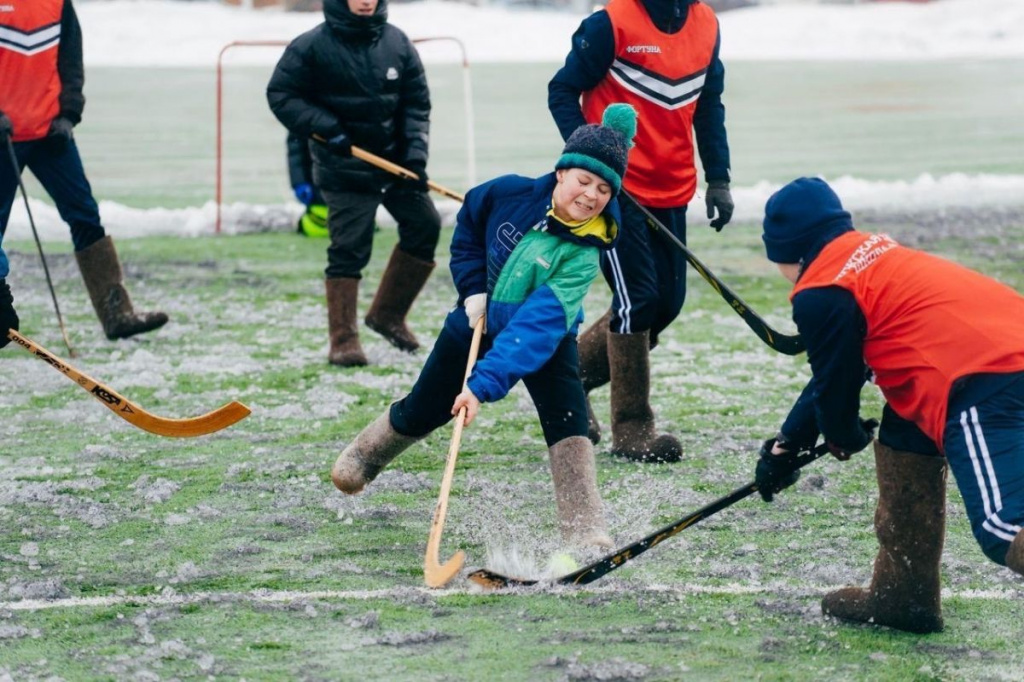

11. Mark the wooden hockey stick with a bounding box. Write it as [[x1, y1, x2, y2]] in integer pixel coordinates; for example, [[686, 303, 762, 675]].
[[468, 442, 831, 589], [309, 136, 465, 202], [7, 329, 251, 438], [424, 317, 485, 588], [623, 192, 806, 356], [351, 146, 465, 202]]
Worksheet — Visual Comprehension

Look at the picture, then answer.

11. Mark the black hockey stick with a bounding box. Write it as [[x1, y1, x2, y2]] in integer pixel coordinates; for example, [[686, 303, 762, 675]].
[[622, 192, 805, 356], [467, 442, 830, 589]]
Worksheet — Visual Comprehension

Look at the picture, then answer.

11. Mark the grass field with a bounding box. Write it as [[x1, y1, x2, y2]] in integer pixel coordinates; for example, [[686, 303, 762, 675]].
[[2, 209, 1023, 679]]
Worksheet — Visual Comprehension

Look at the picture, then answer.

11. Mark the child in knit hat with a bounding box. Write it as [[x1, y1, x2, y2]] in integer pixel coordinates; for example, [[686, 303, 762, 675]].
[[331, 103, 638, 553], [754, 176, 1024, 633]]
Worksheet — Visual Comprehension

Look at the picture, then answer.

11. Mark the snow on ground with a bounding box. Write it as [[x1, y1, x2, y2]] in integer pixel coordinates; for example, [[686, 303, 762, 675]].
[[12, 174, 1024, 243], [80, 0, 1024, 66]]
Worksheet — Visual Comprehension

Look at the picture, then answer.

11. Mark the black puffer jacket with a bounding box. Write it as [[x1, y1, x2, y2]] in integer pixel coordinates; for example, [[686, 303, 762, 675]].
[[267, 0, 430, 193]]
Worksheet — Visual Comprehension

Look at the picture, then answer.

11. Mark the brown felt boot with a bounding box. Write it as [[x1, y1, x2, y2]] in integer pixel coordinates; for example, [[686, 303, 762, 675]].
[[821, 442, 948, 634], [1006, 530, 1024, 576], [326, 277, 368, 367], [548, 435, 613, 550], [577, 309, 612, 445], [75, 236, 168, 340], [365, 247, 434, 352], [331, 410, 420, 494], [607, 331, 682, 463]]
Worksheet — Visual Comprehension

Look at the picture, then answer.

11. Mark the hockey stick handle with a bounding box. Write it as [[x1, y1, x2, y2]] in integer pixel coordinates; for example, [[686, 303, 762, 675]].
[[423, 317, 485, 587], [9, 328, 116, 399], [564, 442, 830, 585], [351, 146, 465, 202], [309, 135, 465, 202], [621, 191, 805, 357]]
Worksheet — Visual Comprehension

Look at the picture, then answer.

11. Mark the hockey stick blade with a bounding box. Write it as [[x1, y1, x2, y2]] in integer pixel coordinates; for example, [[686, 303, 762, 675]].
[[9, 330, 251, 437], [623, 192, 805, 356], [468, 443, 830, 590]]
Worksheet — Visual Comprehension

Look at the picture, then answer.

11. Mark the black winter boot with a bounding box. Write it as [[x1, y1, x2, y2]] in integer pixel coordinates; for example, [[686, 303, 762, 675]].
[[821, 441, 947, 634], [75, 236, 168, 340]]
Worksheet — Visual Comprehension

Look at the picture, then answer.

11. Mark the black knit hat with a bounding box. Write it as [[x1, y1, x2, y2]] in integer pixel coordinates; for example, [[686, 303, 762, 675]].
[[555, 104, 637, 196]]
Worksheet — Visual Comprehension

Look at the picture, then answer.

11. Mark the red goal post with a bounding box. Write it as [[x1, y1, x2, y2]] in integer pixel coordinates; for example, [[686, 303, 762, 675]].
[[215, 36, 476, 234]]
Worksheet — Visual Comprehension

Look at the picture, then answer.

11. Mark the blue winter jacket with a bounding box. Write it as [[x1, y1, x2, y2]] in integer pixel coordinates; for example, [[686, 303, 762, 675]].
[[450, 172, 620, 402]]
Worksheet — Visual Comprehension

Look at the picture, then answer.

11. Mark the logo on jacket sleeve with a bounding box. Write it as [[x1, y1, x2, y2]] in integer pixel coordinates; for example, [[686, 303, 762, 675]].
[[386, 67, 399, 80]]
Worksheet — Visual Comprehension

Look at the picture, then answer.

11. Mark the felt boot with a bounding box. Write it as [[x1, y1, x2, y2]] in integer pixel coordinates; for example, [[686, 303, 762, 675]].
[[577, 309, 611, 445], [1006, 530, 1024, 577], [607, 330, 682, 463], [75, 236, 168, 340], [332, 410, 419, 494], [821, 441, 948, 634], [365, 247, 434, 352], [326, 277, 368, 367], [548, 435, 613, 550]]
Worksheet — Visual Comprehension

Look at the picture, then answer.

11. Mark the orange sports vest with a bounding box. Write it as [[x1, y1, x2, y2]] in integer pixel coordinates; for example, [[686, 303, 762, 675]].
[[793, 231, 1024, 447], [0, 0, 65, 141], [582, 0, 719, 208]]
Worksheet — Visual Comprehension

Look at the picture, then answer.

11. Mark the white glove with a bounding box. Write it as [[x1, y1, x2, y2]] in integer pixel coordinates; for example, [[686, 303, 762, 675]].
[[465, 293, 487, 332]]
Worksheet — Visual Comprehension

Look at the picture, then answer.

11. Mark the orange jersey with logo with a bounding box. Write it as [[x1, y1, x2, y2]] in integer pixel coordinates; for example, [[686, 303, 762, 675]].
[[793, 231, 1024, 446], [0, 0, 65, 141], [582, 0, 719, 207]]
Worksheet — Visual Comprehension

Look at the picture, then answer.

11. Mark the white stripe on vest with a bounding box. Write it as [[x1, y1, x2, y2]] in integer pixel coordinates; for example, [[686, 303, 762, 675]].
[[0, 21, 61, 56], [608, 58, 706, 111]]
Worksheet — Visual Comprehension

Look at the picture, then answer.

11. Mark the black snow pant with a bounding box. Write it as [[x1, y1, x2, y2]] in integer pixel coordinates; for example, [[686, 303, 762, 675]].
[[390, 308, 590, 447], [320, 182, 440, 279], [600, 200, 688, 342], [0, 138, 106, 251]]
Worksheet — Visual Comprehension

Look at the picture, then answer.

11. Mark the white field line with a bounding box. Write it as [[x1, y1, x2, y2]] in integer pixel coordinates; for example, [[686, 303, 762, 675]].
[[2, 582, 1021, 612]]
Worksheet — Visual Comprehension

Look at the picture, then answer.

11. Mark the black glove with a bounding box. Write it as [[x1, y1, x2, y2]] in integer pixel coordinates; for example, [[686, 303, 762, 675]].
[[401, 160, 429, 193], [323, 132, 352, 157], [826, 418, 880, 461], [755, 437, 803, 502], [47, 116, 74, 149], [0, 111, 12, 142], [705, 181, 734, 232], [0, 278, 20, 349]]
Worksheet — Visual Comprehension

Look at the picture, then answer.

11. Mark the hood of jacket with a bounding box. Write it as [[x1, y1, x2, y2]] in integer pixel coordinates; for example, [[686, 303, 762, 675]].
[[324, 0, 389, 41], [641, 0, 697, 34]]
